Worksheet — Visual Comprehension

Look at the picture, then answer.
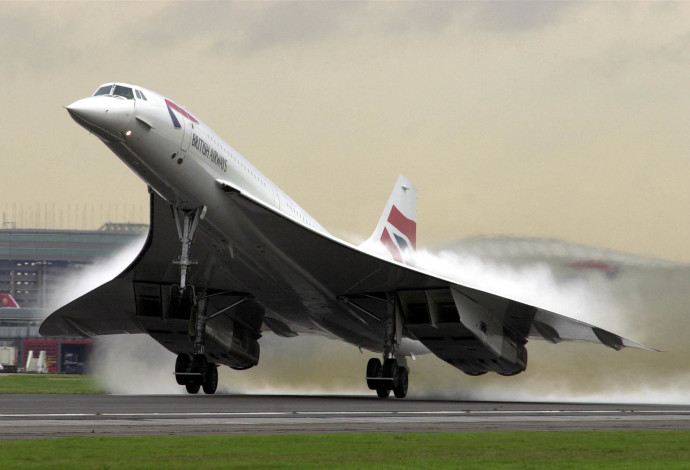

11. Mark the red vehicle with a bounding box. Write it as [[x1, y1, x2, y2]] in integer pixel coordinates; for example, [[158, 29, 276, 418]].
[[22, 340, 92, 374]]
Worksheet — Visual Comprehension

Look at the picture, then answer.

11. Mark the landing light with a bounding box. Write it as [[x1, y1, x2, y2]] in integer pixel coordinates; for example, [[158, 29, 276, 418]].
[[121, 130, 133, 138]]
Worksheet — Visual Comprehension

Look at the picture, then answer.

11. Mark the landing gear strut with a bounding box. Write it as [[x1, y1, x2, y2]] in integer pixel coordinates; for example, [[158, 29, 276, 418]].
[[171, 287, 218, 394], [365, 294, 409, 399], [172, 206, 207, 291], [170, 205, 220, 395]]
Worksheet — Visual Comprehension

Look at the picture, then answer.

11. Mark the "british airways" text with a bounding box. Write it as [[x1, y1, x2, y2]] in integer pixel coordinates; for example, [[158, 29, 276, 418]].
[[191, 133, 227, 172]]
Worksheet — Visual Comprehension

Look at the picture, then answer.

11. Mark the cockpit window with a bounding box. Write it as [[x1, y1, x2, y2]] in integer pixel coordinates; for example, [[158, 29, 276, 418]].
[[113, 85, 134, 100], [93, 85, 113, 96], [139, 90, 148, 101], [92, 84, 135, 100]]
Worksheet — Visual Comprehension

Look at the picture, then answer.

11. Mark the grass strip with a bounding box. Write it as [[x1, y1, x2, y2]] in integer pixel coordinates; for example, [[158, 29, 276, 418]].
[[1, 431, 689, 469], [0, 374, 102, 394]]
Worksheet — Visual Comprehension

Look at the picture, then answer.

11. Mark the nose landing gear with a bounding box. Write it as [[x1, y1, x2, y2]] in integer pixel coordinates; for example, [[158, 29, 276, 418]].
[[170, 285, 219, 395], [170, 205, 220, 395]]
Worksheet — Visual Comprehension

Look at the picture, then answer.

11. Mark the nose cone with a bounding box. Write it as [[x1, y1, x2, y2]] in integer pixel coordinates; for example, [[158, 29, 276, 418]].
[[66, 96, 134, 140]]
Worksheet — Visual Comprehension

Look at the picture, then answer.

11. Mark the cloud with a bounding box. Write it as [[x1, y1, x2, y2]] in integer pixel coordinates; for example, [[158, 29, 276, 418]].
[[0, 3, 132, 77], [237, 2, 359, 51], [0, 5, 65, 74], [123, 2, 359, 53], [467, 1, 574, 34], [123, 1, 566, 56]]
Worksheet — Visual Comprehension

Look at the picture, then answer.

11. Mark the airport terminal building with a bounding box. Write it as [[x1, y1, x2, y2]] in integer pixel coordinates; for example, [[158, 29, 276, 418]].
[[0, 223, 146, 372]]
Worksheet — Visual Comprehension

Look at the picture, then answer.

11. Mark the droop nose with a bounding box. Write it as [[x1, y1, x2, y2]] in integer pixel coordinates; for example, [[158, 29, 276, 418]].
[[66, 96, 134, 140]]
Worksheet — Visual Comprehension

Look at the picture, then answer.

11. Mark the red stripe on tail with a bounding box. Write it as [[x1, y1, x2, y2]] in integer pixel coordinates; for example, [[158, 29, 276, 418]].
[[387, 205, 416, 249]]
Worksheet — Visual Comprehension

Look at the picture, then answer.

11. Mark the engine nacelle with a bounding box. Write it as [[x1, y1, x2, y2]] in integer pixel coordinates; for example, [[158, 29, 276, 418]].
[[496, 340, 528, 376], [450, 286, 529, 376], [205, 315, 260, 370]]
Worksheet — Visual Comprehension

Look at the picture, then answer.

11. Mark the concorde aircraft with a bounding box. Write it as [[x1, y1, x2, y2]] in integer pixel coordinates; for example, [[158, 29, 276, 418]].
[[40, 83, 651, 397]]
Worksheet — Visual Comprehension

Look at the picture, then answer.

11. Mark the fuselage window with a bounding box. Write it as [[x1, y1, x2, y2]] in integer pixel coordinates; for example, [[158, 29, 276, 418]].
[[113, 85, 134, 100], [93, 85, 113, 96]]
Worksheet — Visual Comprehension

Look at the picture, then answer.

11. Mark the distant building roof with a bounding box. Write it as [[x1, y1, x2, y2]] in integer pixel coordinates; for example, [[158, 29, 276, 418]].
[[0, 225, 147, 263], [98, 223, 149, 233]]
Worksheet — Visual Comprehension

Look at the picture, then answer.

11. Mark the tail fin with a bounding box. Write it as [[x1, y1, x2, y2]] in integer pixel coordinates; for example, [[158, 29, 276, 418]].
[[0, 293, 19, 308], [363, 175, 417, 264]]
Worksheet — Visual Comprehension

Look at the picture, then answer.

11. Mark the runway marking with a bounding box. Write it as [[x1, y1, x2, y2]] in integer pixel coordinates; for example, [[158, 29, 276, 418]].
[[4, 399, 690, 439], [3, 409, 690, 419], [4, 414, 690, 431]]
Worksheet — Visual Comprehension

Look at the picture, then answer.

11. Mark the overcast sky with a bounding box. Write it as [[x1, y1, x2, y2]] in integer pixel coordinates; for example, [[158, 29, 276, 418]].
[[2, 2, 690, 262]]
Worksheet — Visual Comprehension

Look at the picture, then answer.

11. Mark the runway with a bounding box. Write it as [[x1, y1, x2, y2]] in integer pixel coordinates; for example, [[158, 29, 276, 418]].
[[1, 395, 690, 440]]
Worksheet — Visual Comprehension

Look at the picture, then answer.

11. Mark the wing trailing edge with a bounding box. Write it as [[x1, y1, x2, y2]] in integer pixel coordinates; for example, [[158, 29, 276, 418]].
[[530, 308, 657, 351]]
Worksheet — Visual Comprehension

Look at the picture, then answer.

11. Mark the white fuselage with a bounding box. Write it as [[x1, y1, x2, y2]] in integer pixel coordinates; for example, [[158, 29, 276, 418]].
[[68, 84, 325, 234]]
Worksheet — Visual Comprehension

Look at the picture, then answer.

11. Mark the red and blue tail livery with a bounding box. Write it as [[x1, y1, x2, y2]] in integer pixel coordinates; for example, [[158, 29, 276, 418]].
[[380, 205, 417, 263], [366, 175, 418, 264]]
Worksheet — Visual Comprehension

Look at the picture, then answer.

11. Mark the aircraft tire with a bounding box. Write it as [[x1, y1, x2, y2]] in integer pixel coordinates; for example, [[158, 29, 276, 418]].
[[174, 354, 191, 385], [393, 367, 408, 399], [185, 383, 200, 394], [202, 365, 218, 395], [376, 387, 390, 399], [366, 358, 382, 390]]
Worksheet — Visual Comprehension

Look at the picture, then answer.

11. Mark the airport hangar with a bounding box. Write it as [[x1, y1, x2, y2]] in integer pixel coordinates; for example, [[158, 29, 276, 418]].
[[0, 223, 146, 373]]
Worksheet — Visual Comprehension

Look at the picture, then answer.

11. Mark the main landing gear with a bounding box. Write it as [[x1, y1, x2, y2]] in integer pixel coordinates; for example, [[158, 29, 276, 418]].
[[170, 205, 219, 395], [364, 294, 409, 399], [174, 352, 218, 395], [366, 357, 409, 399], [171, 284, 219, 395]]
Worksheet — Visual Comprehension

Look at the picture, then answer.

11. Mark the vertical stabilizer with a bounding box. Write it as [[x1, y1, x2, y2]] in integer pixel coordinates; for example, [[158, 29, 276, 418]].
[[0, 294, 19, 308], [362, 175, 417, 264]]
